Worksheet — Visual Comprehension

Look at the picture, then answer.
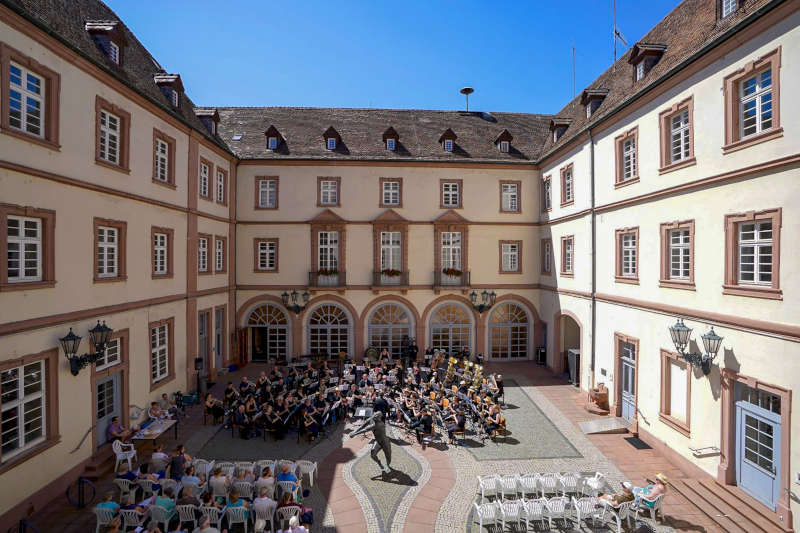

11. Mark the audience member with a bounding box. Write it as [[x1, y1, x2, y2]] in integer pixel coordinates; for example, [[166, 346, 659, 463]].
[[106, 416, 132, 442], [96, 491, 120, 513], [177, 486, 201, 506], [165, 444, 191, 480]]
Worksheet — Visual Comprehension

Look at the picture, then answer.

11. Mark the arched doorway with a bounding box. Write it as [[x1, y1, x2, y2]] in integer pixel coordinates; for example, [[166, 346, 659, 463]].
[[429, 302, 472, 355], [307, 303, 351, 357], [554, 311, 582, 384], [247, 304, 290, 362], [367, 303, 414, 358], [488, 302, 530, 360]]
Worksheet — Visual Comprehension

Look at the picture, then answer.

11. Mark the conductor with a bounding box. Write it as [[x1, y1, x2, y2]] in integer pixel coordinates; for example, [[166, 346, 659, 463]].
[[348, 411, 393, 474]]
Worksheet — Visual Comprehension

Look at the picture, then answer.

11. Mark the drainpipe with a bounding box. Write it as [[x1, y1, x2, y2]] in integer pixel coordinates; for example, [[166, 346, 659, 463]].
[[589, 127, 597, 389]]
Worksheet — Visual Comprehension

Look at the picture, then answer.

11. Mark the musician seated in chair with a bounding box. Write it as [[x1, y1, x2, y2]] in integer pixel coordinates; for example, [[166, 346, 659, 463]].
[[223, 381, 238, 407], [409, 406, 433, 448], [486, 404, 503, 438], [302, 400, 319, 441], [233, 404, 252, 439], [447, 409, 467, 442], [239, 376, 255, 396]]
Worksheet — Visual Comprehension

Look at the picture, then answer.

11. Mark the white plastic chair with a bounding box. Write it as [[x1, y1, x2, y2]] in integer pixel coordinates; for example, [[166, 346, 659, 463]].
[[160, 478, 179, 495], [210, 476, 229, 500], [148, 505, 173, 531], [226, 506, 250, 533], [296, 459, 318, 487], [253, 500, 277, 533], [234, 480, 254, 500], [236, 460, 255, 473], [601, 500, 635, 533], [182, 480, 205, 497], [176, 504, 198, 531], [523, 497, 547, 530], [499, 499, 525, 530], [193, 458, 214, 478], [255, 478, 276, 500], [275, 506, 301, 530], [114, 477, 136, 501], [93, 507, 116, 533], [572, 496, 601, 528], [276, 480, 297, 500], [199, 505, 224, 531], [472, 501, 500, 531], [277, 460, 298, 477], [517, 473, 539, 498], [112, 439, 137, 472], [151, 456, 169, 473], [545, 496, 570, 529], [497, 474, 519, 500], [136, 478, 156, 499], [584, 472, 605, 496], [538, 472, 560, 497], [255, 459, 275, 476], [477, 474, 499, 503], [559, 471, 581, 496], [119, 509, 145, 531], [216, 461, 235, 477], [634, 492, 665, 522]]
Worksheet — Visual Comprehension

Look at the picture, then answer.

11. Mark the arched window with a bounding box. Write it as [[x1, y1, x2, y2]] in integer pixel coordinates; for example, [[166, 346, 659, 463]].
[[307, 304, 350, 356], [429, 303, 472, 356], [489, 302, 529, 359], [248, 304, 289, 362], [368, 303, 413, 357]]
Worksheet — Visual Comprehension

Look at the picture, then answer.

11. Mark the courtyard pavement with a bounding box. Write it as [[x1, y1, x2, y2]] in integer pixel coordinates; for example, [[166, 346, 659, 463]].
[[28, 362, 719, 533]]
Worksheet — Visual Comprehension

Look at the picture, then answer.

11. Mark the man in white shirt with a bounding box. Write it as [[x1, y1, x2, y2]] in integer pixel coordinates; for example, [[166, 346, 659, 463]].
[[191, 516, 221, 533], [253, 486, 276, 508]]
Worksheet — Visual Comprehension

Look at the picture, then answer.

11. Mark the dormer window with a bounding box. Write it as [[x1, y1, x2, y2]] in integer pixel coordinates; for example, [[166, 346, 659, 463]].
[[108, 41, 120, 64], [581, 88, 609, 119], [264, 125, 283, 151], [154, 74, 184, 109], [85, 21, 127, 66], [323, 126, 341, 151], [386, 138, 396, 151], [494, 129, 513, 153], [549, 119, 571, 143], [382, 127, 399, 151], [499, 141, 509, 153], [170, 90, 179, 107], [268, 137, 278, 150], [444, 139, 453, 151], [438, 128, 457, 152], [721, 0, 736, 18], [628, 42, 666, 83], [327, 138, 336, 150], [195, 108, 220, 136], [636, 61, 645, 81]]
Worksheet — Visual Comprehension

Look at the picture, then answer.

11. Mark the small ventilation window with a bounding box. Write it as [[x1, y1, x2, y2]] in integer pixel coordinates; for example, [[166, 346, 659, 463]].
[[108, 41, 120, 64], [232, 134, 243, 141], [499, 140, 509, 153], [170, 90, 179, 107], [444, 139, 453, 152], [386, 138, 396, 151], [327, 138, 336, 150], [268, 137, 278, 150], [636, 61, 645, 81]]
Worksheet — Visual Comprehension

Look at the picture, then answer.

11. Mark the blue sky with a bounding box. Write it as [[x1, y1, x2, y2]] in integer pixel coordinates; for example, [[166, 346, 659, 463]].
[[106, 0, 678, 114]]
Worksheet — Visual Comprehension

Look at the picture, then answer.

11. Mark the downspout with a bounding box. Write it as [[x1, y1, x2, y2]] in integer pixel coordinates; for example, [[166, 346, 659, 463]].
[[589, 127, 597, 389]]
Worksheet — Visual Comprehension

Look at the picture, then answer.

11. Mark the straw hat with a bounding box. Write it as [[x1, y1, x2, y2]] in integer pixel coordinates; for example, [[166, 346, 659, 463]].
[[621, 481, 633, 492], [655, 473, 669, 484]]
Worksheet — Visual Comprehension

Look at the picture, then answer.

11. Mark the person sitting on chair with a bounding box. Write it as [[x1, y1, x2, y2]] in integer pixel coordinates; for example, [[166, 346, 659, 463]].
[[486, 404, 502, 438], [204, 392, 225, 423], [177, 486, 201, 506], [633, 473, 668, 509], [599, 481, 635, 507], [97, 491, 120, 513], [277, 491, 302, 511], [158, 393, 178, 418], [233, 404, 252, 439], [223, 381, 238, 407], [447, 409, 466, 442], [148, 401, 166, 420], [409, 407, 433, 448], [106, 416, 132, 442]]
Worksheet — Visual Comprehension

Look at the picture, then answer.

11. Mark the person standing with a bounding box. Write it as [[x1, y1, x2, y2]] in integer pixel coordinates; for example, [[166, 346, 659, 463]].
[[165, 444, 191, 481]]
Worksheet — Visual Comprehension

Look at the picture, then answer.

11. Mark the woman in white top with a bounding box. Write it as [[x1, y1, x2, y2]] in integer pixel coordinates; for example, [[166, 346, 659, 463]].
[[255, 466, 275, 495], [281, 516, 307, 533]]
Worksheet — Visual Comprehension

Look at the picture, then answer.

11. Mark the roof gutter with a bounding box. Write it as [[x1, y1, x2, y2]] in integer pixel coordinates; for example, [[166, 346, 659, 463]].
[[589, 127, 596, 386]]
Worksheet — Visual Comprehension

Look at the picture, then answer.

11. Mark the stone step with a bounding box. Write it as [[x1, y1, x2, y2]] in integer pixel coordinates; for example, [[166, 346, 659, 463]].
[[578, 417, 629, 434], [698, 478, 791, 533], [83, 446, 116, 481], [669, 479, 747, 533]]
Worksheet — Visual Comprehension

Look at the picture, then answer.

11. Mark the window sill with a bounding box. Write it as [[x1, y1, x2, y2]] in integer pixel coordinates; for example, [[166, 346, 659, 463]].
[[317, 203, 342, 208], [440, 205, 463, 210], [560, 272, 574, 278], [659, 156, 696, 175], [0, 280, 56, 292], [152, 178, 177, 190], [95, 158, 130, 174], [216, 200, 228, 207], [659, 280, 696, 291], [614, 276, 639, 285], [198, 270, 213, 276], [150, 374, 175, 393], [1, 127, 60, 151], [151, 273, 174, 280], [0, 436, 61, 475], [199, 195, 213, 202], [723, 127, 783, 154], [541, 208, 552, 214], [380, 203, 404, 209], [499, 270, 522, 275], [255, 205, 279, 210], [722, 284, 782, 300], [560, 200, 575, 208], [499, 209, 520, 214], [93, 275, 128, 284], [614, 177, 640, 189], [254, 269, 279, 273], [659, 413, 690, 437]]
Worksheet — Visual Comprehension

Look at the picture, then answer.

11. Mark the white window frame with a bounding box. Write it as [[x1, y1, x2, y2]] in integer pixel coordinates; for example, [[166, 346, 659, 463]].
[[382, 181, 400, 206], [318, 231, 339, 270], [199, 163, 210, 197], [258, 179, 277, 208], [442, 182, 460, 207], [668, 358, 688, 423], [444, 139, 453, 152], [501, 183, 518, 212], [327, 138, 336, 150], [499, 140, 509, 153], [8, 62, 45, 138], [216, 169, 225, 203], [563, 168, 573, 202], [669, 228, 690, 280], [95, 337, 121, 371], [150, 324, 169, 383], [108, 41, 120, 64], [7, 215, 42, 283], [97, 226, 118, 278], [386, 138, 396, 151], [623, 137, 636, 180], [563, 239, 573, 274], [380, 231, 402, 271], [441, 232, 462, 269], [635, 61, 645, 81], [543, 179, 552, 210], [215, 239, 224, 272], [739, 68, 773, 139], [258, 241, 277, 270], [738, 220, 772, 285], [670, 109, 691, 163], [198, 237, 208, 272], [98, 109, 120, 164], [621, 233, 637, 277], [268, 136, 278, 150], [153, 232, 168, 275], [586, 104, 592, 119], [170, 89, 179, 107], [722, 0, 736, 17], [320, 180, 338, 205], [544, 241, 552, 273], [154, 138, 169, 182], [501, 243, 519, 272], [1, 360, 46, 460]]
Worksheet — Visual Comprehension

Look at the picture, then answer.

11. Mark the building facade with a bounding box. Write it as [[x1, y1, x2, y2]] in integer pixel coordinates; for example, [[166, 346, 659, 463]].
[[0, 0, 797, 529]]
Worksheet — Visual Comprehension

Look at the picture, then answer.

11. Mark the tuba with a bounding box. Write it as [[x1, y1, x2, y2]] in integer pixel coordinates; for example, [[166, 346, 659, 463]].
[[471, 364, 484, 391], [446, 356, 456, 381]]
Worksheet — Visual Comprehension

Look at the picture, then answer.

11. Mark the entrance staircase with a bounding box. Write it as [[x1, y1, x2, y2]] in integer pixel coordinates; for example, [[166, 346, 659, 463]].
[[82, 445, 116, 481], [670, 477, 791, 533]]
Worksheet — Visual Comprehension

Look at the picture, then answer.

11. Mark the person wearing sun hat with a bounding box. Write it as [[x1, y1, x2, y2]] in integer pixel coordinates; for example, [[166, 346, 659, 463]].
[[633, 473, 668, 509], [599, 481, 635, 507]]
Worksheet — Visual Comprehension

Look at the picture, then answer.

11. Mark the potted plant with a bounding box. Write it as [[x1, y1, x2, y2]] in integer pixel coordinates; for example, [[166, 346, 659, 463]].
[[317, 268, 339, 276], [381, 269, 402, 277], [442, 267, 462, 277]]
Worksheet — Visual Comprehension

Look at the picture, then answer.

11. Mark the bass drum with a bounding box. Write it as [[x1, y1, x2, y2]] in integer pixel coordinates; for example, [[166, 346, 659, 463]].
[[364, 346, 379, 361]]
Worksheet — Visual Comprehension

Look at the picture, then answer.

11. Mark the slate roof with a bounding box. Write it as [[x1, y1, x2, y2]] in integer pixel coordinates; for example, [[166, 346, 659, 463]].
[[1, 0, 230, 153], [216, 107, 553, 163], [539, 0, 776, 159]]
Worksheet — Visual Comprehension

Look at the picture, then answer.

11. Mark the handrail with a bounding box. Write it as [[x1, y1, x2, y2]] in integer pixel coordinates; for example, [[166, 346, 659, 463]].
[[70, 425, 95, 453]]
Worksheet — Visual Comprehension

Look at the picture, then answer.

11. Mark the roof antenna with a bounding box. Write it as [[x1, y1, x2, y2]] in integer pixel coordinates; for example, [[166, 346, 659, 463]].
[[460, 87, 474, 112], [613, 0, 629, 71], [572, 45, 576, 97]]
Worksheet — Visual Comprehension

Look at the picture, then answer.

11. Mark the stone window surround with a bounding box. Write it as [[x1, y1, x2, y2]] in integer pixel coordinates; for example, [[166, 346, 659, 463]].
[[541, 238, 553, 275], [214, 234, 227, 273], [150, 225, 174, 279], [94, 95, 131, 173], [659, 349, 691, 437], [559, 163, 574, 207], [723, 207, 782, 300], [197, 232, 212, 275], [560, 235, 574, 277], [439, 179, 463, 209], [215, 167, 228, 206], [254, 238, 279, 272], [0, 347, 60, 475], [198, 157, 214, 201], [311, 222, 346, 277], [151, 128, 176, 188], [0, 204, 56, 291], [317, 176, 342, 208], [433, 221, 469, 278], [658, 95, 696, 174], [613, 332, 640, 435], [659, 219, 695, 290], [149, 316, 175, 392], [541, 175, 552, 213], [499, 180, 522, 213], [372, 221, 409, 275], [722, 46, 782, 154], [379, 177, 403, 208], [615, 227, 640, 285], [93, 217, 127, 283], [254, 176, 279, 210], [214, 305, 227, 370], [614, 126, 639, 188], [0, 42, 61, 151], [498, 240, 522, 274]]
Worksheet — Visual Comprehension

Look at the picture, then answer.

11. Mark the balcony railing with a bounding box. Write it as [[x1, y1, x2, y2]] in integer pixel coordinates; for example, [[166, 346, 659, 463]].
[[433, 270, 471, 287], [308, 270, 346, 288], [372, 270, 410, 287]]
